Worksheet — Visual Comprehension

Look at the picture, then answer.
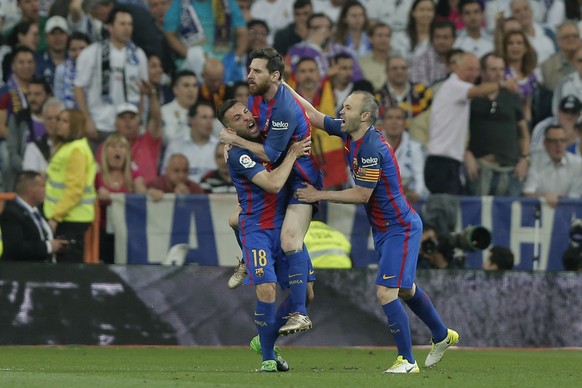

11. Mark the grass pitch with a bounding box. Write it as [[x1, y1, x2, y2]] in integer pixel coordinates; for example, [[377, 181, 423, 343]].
[[0, 346, 581, 387]]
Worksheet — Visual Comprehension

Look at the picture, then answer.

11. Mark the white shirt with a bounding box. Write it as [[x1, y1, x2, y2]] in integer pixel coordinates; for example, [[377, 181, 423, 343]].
[[162, 135, 218, 183], [454, 29, 494, 59], [552, 72, 582, 115], [391, 32, 430, 62], [428, 73, 473, 162], [523, 149, 582, 197], [366, 0, 413, 33], [0, 0, 21, 34], [393, 131, 428, 199], [250, 0, 293, 45], [527, 23, 556, 66], [161, 99, 190, 144], [74, 42, 148, 132], [22, 142, 49, 173], [530, 116, 558, 152], [485, 0, 547, 32]]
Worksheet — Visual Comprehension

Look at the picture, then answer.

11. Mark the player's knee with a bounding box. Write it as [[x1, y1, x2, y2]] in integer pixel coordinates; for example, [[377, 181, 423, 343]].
[[398, 288, 414, 300], [281, 238, 302, 252], [256, 283, 276, 302], [376, 285, 399, 305]]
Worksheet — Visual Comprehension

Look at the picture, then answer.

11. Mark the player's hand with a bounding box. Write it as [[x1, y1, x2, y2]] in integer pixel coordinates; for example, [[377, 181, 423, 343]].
[[463, 150, 479, 181], [220, 127, 239, 145], [295, 182, 319, 203], [514, 157, 528, 180], [290, 136, 311, 158]]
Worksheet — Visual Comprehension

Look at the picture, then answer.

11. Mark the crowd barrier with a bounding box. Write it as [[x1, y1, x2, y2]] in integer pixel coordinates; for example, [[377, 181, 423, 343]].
[[1, 264, 580, 347], [110, 194, 582, 270]]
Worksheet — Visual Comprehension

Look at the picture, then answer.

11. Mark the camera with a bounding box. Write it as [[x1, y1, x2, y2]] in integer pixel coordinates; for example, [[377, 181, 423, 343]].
[[422, 225, 492, 255], [562, 218, 582, 271], [569, 218, 582, 248]]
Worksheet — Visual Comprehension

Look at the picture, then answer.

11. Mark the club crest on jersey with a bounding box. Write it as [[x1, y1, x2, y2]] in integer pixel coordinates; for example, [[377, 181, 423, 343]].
[[255, 268, 264, 277], [239, 154, 256, 168]]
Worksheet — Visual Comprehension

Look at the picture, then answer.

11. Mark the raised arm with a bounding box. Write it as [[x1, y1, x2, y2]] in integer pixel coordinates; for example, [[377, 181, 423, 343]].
[[282, 81, 325, 129]]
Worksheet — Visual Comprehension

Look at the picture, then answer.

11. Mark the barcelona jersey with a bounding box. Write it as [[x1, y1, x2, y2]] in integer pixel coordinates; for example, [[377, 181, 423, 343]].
[[228, 146, 287, 235]]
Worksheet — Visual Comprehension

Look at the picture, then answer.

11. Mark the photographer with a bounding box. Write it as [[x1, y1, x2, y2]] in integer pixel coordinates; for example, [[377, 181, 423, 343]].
[[562, 219, 582, 271], [417, 224, 464, 270]]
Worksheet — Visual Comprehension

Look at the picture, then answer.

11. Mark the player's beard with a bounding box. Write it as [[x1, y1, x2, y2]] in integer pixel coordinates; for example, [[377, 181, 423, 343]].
[[249, 78, 271, 96]]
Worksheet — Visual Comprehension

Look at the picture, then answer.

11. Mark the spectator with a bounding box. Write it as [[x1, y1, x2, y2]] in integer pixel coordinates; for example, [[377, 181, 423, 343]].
[[287, 13, 364, 82], [358, 23, 392, 92], [334, 0, 371, 58], [147, 153, 205, 200], [273, 0, 312, 56], [391, 0, 436, 60], [161, 69, 199, 144], [425, 52, 519, 195], [225, 80, 250, 105], [541, 21, 581, 92], [223, 19, 269, 84], [510, 0, 556, 66], [35, 16, 69, 90], [465, 53, 530, 197], [22, 98, 63, 173], [147, 0, 174, 74], [1, 21, 39, 82], [9, 0, 47, 51], [436, 0, 463, 30], [366, 0, 413, 34], [250, 0, 293, 45], [146, 53, 173, 107], [376, 54, 432, 120], [552, 47, 582, 115], [411, 20, 456, 86], [381, 106, 427, 203], [330, 53, 354, 114], [483, 245, 515, 270], [198, 58, 226, 113], [304, 219, 352, 269], [293, 57, 348, 189], [44, 109, 97, 263], [96, 133, 146, 263], [485, 0, 548, 33], [199, 143, 236, 194], [523, 125, 582, 207], [6, 76, 51, 189], [0, 170, 68, 262], [454, 0, 494, 58], [163, 0, 248, 64], [161, 101, 218, 183], [55, 31, 90, 109], [74, 6, 148, 148], [531, 95, 582, 152], [502, 30, 537, 123]]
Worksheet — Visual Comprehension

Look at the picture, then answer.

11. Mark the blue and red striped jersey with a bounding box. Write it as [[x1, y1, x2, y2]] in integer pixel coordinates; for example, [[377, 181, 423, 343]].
[[228, 146, 287, 235], [323, 116, 415, 233]]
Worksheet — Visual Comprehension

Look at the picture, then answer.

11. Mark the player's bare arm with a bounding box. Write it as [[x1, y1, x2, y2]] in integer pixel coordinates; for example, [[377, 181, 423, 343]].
[[296, 183, 373, 204]]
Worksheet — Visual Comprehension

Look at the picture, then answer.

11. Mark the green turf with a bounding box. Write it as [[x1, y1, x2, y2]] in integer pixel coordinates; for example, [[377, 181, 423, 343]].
[[0, 346, 581, 387]]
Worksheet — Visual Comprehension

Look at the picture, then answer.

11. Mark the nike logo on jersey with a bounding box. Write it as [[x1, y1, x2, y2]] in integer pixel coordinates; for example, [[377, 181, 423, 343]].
[[382, 275, 396, 280], [309, 270, 315, 275]]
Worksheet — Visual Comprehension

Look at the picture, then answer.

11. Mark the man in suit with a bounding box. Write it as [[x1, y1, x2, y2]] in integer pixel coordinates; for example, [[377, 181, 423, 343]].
[[0, 171, 68, 262]]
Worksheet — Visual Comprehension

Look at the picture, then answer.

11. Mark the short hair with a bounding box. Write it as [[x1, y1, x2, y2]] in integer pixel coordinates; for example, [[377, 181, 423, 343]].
[[42, 97, 64, 115], [386, 54, 409, 68], [544, 125, 565, 136], [11, 46, 34, 64], [430, 20, 456, 42], [447, 48, 466, 66], [384, 106, 407, 120], [249, 48, 285, 79], [353, 90, 379, 124], [14, 170, 41, 195], [479, 52, 502, 71], [247, 19, 270, 34], [30, 76, 52, 95], [171, 69, 197, 88], [66, 31, 91, 51], [167, 153, 189, 166], [188, 100, 214, 118], [106, 6, 132, 25], [333, 52, 353, 63], [216, 99, 240, 126], [557, 20, 580, 39], [459, 0, 484, 12], [9, 21, 35, 47], [62, 109, 87, 142], [367, 22, 391, 38], [307, 12, 332, 29], [293, 0, 312, 10], [489, 246, 514, 270], [295, 56, 318, 70]]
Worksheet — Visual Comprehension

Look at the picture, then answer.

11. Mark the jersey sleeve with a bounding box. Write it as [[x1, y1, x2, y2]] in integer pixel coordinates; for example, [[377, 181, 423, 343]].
[[353, 142, 381, 189], [323, 116, 346, 138], [263, 107, 297, 163], [228, 147, 265, 181]]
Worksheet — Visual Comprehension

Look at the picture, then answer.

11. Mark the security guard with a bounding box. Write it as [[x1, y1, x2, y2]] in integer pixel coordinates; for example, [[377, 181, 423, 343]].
[[304, 220, 352, 269]]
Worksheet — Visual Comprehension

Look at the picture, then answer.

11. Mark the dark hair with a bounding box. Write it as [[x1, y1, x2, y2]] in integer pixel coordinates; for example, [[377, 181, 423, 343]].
[[562, 247, 582, 271], [544, 125, 565, 136], [295, 56, 318, 69], [307, 13, 332, 29], [566, 0, 581, 20], [249, 48, 285, 79], [436, 0, 455, 17], [446, 48, 465, 65], [293, 0, 312, 10], [367, 22, 391, 38], [352, 90, 379, 124], [501, 30, 537, 77], [216, 99, 240, 126], [30, 76, 52, 95], [225, 81, 249, 100], [66, 31, 91, 51], [407, 0, 435, 51], [459, 0, 484, 12], [488, 245, 514, 270], [9, 21, 35, 48], [171, 69, 197, 88], [247, 19, 270, 33], [14, 170, 41, 195], [335, 0, 368, 46], [333, 52, 353, 63], [479, 51, 502, 70], [430, 20, 456, 41], [107, 6, 132, 25], [188, 100, 214, 118], [11, 46, 34, 64]]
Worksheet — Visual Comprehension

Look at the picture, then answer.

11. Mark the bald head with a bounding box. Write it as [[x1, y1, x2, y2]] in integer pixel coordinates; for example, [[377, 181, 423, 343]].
[[203, 58, 225, 93], [456, 53, 480, 84]]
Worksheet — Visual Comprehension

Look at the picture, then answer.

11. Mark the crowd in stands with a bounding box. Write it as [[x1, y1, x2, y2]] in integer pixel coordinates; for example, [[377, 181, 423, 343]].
[[0, 0, 581, 265]]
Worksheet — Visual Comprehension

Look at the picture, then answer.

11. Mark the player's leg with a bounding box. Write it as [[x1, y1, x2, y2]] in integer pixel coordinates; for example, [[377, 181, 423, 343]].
[[278, 203, 313, 334], [228, 206, 247, 289]]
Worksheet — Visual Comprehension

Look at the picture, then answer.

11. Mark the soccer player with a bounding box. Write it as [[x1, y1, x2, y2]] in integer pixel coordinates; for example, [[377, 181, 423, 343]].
[[217, 99, 312, 372], [220, 48, 322, 335], [291, 88, 459, 373]]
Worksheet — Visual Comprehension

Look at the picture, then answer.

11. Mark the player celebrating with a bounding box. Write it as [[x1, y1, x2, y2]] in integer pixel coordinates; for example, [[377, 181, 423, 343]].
[[292, 88, 459, 373], [217, 99, 312, 372], [221, 48, 322, 335]]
